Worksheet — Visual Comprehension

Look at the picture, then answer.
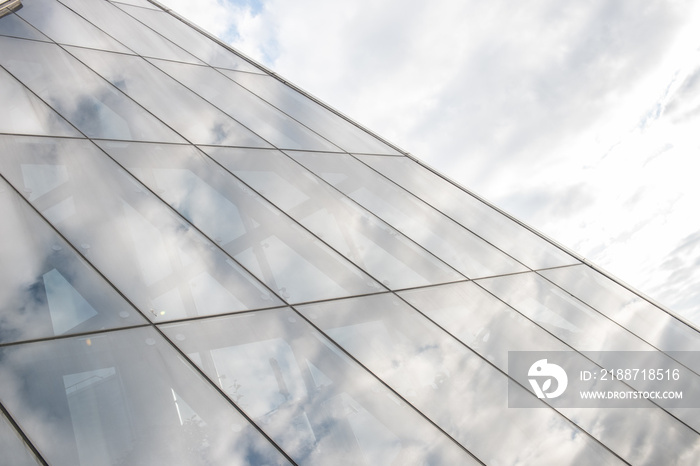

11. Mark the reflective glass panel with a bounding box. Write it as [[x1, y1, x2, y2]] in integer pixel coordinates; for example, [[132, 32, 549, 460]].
[[399, 282, 700, 465], [159, 308, 478, 465], [290, 151, 528, 278], [540, 265, 700, 371], [0, 136, 282, 321], [399, 281, 570, 368], [0, 12, 49, 41], [357, 154, 578, 269], [0, 327, 290, 465], [68, 47, 270, 147], [0, 178, 147, 344], [220, 70, 401, 155], [0, 66, 80, 137], [118, 4, 261, 72], [204, 146, 463, 289], [111, 0, 158, 9], [478, 272, 661, 352], [298, 294, 631, 465], [477, 272, 700, 432], [150, 59, 342, 151], [0, 37, 183, 142], [58, 0, 203, 64], [99, 141, 382, 303], [17, 0, 130, 52], [0, 410, 41, 466]]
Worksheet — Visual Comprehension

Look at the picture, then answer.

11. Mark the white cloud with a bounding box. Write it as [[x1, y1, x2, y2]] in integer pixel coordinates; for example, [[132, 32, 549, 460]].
[[158, 0, 700, 322]]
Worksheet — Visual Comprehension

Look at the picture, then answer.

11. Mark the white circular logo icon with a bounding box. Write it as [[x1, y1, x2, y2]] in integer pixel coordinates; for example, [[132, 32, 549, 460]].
[[528, 359, 568, 399]]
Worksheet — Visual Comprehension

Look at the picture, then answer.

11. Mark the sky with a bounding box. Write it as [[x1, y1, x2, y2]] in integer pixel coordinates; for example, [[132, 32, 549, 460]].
[[156, 0, 700, 324]]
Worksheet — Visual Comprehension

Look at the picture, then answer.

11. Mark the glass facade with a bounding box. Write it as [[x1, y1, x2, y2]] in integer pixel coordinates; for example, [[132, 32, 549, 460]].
[[0, 0, 698, 464]]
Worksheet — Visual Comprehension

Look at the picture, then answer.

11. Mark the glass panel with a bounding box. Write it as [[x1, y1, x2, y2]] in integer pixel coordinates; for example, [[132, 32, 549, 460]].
[[111, 0, 158, 9], [540, 265, 700, 371], [219, 70, 401, 155], [478, 272, 662, 352], [117, 4, 261, 72], [67, 47, 271, 147], [0, 327, 290, 465], [0, 178, 147, 344], [205, 146, 464, 289], [0, 410, 41, 466], [150, 59, 342, 151], [0, 36, 183, 142], [0, 66, 80, 137], [357, 154, 578, 269], [0, 12, 49, 41], [98, 141, 382, 303], [17, 0, 130, 52], [58, 0, 201, 63], [289, 151, 528, 278], [399, 281, 700, 465], [477, 272, 700, 434], [399, 281, 570, 368], [159, 308, 478, 465], [0, 135, 282, 321], [297, 294, 623, 465]]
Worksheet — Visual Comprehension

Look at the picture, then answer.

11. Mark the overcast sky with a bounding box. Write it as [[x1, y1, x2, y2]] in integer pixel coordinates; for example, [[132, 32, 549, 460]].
[[156, 0, 700, 324]]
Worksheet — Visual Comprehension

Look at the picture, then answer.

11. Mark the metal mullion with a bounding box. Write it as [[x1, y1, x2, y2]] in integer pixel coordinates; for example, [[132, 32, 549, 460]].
[[0, 402, 49, 466]]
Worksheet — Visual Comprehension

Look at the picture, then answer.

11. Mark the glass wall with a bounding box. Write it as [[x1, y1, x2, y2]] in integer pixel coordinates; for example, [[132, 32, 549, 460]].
[[1, 0, 698, 464]]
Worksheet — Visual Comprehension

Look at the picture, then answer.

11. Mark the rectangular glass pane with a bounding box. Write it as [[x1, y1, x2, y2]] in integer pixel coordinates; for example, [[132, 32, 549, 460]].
[[297, 294, 623, 465], [118, 4, 262, 72], [0, 178, 147, 344], [17, 0, 130, 52], [98, 141, 383, 303], [357, 154, 578, 269], [58, 0, 203, 63], [0, 12, 50, 41], [399, 281, 700, 465], [150, 59, 343, 151], [399, 281, 570, 369], [159, 308, 478, 465], [219, 70, 401, 155], [540, 265, 700, 371], [0, 135, 282, 321], [477, 272, 700, 433], [0, 36, 184, 142], [111, 0, 158, 9], [0, 66, 80, 137], [0, 327, 290, 465], [290, 151, 529, 278], [68, 47, 271, 147], [478, 272, 667, 352], [204, 146, 464, 289], [0, 411, 41, 466]]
